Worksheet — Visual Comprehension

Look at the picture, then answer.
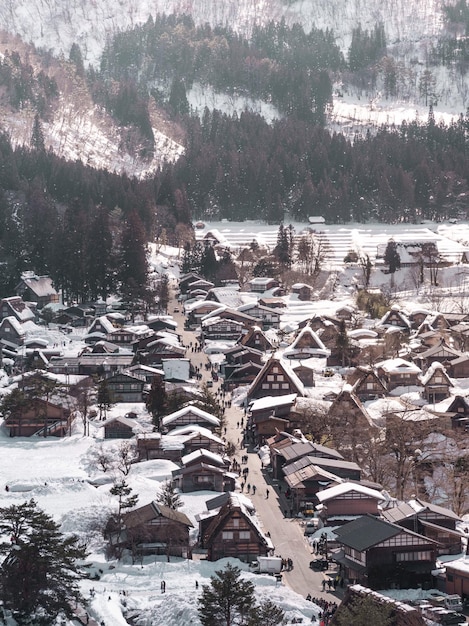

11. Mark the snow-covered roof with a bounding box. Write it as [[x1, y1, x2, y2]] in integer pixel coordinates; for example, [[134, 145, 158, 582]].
[[316, 482, 385, 503], [377, 358, 421, 375], [420, 361, 451, 386], [249, 393, 297, 412], [162, 405, 220, 427], [181, 448, 225, 467]]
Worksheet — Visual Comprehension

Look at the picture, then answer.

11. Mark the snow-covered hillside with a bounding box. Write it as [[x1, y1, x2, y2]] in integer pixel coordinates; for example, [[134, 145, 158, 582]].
[[0, 0, 448, 66], [0, 0, 462, 176]]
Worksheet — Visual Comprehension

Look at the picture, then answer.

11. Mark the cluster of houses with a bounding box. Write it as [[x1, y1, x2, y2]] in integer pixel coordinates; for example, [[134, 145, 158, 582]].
[[108, 402, 277, 563], [2, 267, 469, 599]]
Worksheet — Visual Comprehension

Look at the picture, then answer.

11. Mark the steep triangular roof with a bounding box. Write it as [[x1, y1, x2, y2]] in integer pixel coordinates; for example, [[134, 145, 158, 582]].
[[247, 357, 306, 398], [283, 326, 328, 357]]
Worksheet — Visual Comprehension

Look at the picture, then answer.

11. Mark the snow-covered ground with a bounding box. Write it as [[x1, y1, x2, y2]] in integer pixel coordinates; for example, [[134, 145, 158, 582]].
[[0, 416, 323, 625]]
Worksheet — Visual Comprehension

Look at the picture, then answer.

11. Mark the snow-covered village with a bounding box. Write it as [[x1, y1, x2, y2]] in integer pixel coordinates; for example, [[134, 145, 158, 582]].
[[0, 219, 469, 625], [3, 0, 469, 625]]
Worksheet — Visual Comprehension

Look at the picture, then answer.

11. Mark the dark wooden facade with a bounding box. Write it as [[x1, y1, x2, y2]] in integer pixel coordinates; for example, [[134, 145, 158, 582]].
[[202, 494, 272, 562]]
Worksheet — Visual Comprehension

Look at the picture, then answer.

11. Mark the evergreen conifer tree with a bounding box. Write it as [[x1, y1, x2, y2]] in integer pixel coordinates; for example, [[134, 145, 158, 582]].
[[198, 563, 257, 626], [156, 479, 183, 510], [0, 500, 88, 624]]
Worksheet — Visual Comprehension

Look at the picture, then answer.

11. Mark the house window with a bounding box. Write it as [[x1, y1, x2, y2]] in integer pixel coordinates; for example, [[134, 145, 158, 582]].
[[272, 383, 279, 390], [239, 531, 250, 540], [282, 383, 289, 389], [267, 375, 275, 382], [272, 367, 279, 373], [447, 574, 454, 582], [366, 382, 374, 390], [262, 383, 269, 389], [197, 476, 212, 483], [233, 518, 239, 527], [277, 375, 284, 381], [395, 550, 432, 562], [222, 532, 234, 540]]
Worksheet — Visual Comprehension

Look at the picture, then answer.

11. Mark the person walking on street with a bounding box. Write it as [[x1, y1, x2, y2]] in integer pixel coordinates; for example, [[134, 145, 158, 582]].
[[252, 485, 256, 494], [266, 488, 269, 499]]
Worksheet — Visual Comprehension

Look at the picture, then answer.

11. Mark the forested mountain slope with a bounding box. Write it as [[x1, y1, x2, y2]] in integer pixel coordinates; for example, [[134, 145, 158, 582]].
[[0, 0, 447, 66]]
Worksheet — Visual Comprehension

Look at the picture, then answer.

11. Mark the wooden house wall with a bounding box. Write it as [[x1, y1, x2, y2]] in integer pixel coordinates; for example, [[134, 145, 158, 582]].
[[445, 566, 469, 598], [323, 497, 380, 517], [104, 423, 134, 439], [180, 468, 225, 492]]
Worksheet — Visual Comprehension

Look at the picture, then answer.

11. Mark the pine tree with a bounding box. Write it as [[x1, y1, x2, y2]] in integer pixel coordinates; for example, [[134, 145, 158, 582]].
[[31, 113, 45, 152], [145, 376, 168, 430], [384, 239, 401, 274], [108, 480, 139, 558], [110, 480, 139, 518], [96, 377, 114, 420], [336, 319, 350, 367], [249, 599, 285, 626], [156, 273, 170, 313], [0, 499, 88, 623], [118, 210, 149, 302], [198, 563, 257, 626], [156, 479, 183, 510]]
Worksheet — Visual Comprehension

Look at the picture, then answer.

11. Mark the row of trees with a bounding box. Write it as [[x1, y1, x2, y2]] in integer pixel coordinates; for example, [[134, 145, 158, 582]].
[[0, 128, 193, 299], [174, 105, 469, 223], [99, 15, 337, 124]]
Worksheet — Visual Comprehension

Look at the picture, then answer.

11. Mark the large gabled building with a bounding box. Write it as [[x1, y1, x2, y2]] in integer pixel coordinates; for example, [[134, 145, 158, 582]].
[[334, 514, 438, 590]]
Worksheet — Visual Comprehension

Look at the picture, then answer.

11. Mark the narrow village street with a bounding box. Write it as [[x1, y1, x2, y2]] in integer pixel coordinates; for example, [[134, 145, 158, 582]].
[[169, 293, 345, 608]]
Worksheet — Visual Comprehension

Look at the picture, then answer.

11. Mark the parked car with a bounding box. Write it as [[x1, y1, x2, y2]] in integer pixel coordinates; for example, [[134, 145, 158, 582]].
[[309, 559, 328, 571], [304, 520, 319, 535]]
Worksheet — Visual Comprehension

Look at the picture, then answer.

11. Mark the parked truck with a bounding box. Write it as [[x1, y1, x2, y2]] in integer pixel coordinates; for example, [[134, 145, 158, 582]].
[[249, 556, 283, 574], [428, 594, 463, 613]]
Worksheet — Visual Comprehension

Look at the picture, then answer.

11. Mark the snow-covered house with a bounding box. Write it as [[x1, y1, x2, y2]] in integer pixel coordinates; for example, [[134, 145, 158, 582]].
[[201, 316, 244, 341], [420, 362, 453, 403], [316, 482, 385, 526], [110, 502, 193, 558], [172, 449, 235, 493], [334, 515, 438, 590], [247, 277, 279, 293], [291, 283, 313, 301], [348, 366, 388, 400], [413, 339, 464, 371], [327, 385, 378, 451], [161, 405, 220, 433], [240, 326, 274, 352], [105, 371, 146, 403], [0, 296, 35, 323], [247, 357, 307, 401], [382, 498, 462, 555], [103, 415, 139, 439], [200, 493, 273, 562], [237, 302, 281, 328], [15, 273, 58, 309], [0, 315, 27, 346], [376, 358, 422, 392], [377, 305, 411, 332], [283, 326, 328, 360]]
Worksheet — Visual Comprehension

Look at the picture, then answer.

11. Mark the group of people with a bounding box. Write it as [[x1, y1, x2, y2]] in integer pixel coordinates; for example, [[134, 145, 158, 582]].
[[305, 596, 338, 625], [281, 557, 294, 571]]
